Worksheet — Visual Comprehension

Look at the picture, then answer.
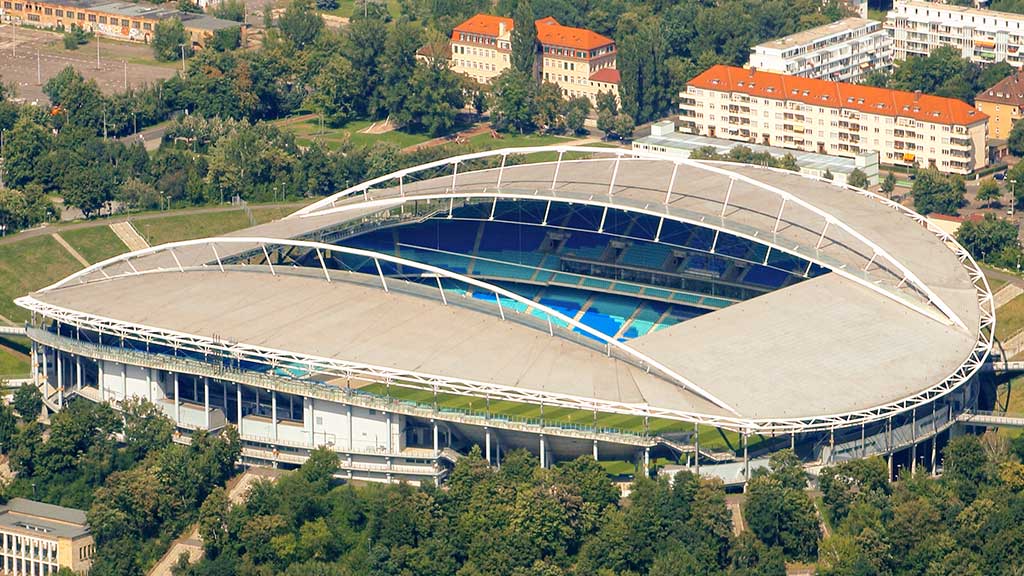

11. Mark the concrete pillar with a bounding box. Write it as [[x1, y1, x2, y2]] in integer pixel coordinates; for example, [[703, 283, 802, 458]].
[[204, 377, 210, 429], [76, 356, 81, 392], [592, 440, 598, 461], [931, 435, 937, 475], [743, 433, 750, 487], [98, 359, 104, 401], [236, 383, 243, 436], [121, 362, 126, 402], [790, 432, 795, 451], [432, 420, 439, 456], [694, 422, 700, 477], [386, 412, 392, 453], [173, 372, 180, 424], [887, 452, 893, 482], [271, 391, 277, 440], [306, 397, 314, 447], [41, 345, 49, 387], [643, 447, 650, 472], [496, 433, 501, 469], [485, 427, 491, 464], [146, 369, 153, 402], [348, 405, 354, 451], [911, 443, 917, 475], [31, 341, 38, 387], [56, 351, 63, 406], [539, 435, 546, 469]]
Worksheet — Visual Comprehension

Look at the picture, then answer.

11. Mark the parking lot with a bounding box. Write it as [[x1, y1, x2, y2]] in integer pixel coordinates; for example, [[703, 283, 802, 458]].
[[0, 24, 178, 103]]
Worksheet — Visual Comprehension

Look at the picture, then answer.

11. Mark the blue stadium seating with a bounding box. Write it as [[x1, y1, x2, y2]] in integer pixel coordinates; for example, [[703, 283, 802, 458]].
[[620, 242, 671, 269], [743, 265, 790, 288]]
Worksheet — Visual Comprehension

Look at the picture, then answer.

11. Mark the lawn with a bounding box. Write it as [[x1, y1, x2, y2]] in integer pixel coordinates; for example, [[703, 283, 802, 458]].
[[468, 131, 575, 153], [60, 226, 128, 264], [0, 336, 30, 379], [282, 118, 435, 151], [0, 235, 84, 323], [996, 291, 1024, 342], [980, 264, 1009, 293], [996, 375, 1024, 439], [134, 206, 294, 246], [321, 0, 401, 18], [358, 382, 747, 454]]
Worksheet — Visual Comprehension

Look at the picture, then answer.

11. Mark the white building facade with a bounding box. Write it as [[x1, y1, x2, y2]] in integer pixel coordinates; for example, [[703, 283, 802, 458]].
[[749, 17, 892, 83], [886, 0, 1024, 67]]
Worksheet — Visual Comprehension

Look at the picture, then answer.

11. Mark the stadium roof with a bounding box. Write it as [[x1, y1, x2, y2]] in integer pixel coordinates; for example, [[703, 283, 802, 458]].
[[20, 148, 993, 433]]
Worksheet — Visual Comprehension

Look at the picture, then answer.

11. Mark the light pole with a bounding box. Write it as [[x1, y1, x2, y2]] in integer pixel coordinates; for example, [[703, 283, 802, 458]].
[[1011, 179, 1017, 217], [96, 33, 100, 70], [179, 43, 186, 73]]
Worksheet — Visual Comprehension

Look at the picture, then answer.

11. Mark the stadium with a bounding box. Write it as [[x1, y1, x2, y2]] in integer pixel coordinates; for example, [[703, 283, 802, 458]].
[[15, 146, 995, 486]]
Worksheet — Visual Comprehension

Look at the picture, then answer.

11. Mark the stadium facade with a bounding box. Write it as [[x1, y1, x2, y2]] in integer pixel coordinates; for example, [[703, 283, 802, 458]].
[[16, 147, 994, 486]]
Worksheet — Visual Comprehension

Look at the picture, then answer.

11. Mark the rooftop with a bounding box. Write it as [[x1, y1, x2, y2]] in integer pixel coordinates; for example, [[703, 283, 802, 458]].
[[688, 64, 987, 126], [589, 68, 620, 84], [976, 71, 1024, 107], [754, 17, 881, 51], [0, 499, 90, 540], [452, 13, 615, 51], [892, 0, 1024, 21], [633, 131, 870, 175], [36, 0, 241, 27]]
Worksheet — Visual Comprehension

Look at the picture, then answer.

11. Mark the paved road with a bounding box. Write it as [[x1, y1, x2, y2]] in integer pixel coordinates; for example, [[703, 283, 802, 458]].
[[0, 202, 307, 247]]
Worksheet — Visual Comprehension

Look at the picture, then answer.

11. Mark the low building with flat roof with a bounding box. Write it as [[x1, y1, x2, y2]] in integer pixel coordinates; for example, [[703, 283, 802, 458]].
[[633, 121, 879, 186], [0, 498, 94, 575], [0, 0, 243, 48]]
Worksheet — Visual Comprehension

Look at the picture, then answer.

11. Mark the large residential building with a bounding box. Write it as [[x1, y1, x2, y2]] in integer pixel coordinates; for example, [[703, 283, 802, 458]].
[[0, 0, 242, 48], [680, 65, 988, 175], [0, 498, 94, 575], [975, 71, 1024, 141], [886, 0, 1024, 67], [450, 14, 619, 106], [749, 17, 892, 83]]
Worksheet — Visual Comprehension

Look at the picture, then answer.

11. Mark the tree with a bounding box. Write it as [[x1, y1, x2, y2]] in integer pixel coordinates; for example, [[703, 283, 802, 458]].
[[565, 97, 590, 134], [491, 69, 537, 133], [882, 172, 897, 198], [0, 402, 16, 453], [510, 0, 537, 77], [209, 0, 246, 21], [611, 113, 635, 140], [744, 475, 819, 561], [199, 487, 230, 557], [315, 0, 338, 10], [847, 168, 869, 189], [1010, 119, 1024, 157], [210, 27, 242, 52], [533, 81, 566, 132], [400, 63, 465, 136], [13, 383, 42, 421], [153, 18, 191, 63], [942, 435, 990, 503], [62, 24, 91, 50], [978, 178, 1002, 208], [617, 17, 670, 123], [122, 398, 175, 461], [278, 0, 323, 50], [911, 168, 966, 216], [305, 58, 363, 127]]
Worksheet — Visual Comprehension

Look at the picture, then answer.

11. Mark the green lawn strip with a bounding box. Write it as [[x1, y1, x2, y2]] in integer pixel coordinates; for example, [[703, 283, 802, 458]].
[[60, 225, 128, 264], [0, 336, 30, 378], [0, 235, 84, 323], [134, 206, 293, 246], [322, 0, 400, 18], [468, 132, 574, 153], [281, 118, 433, 150], [996, 376, 1024, 439], [996, 291, 1024, 342]]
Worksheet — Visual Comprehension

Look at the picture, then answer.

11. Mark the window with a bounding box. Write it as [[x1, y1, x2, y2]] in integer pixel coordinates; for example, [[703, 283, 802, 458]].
[[143, 22, 151, 30], [2, 2, 10, 8], [77, 11, 84, 19], [88, 13, 96, 21], [99, 15, 106, 23], [13, 2, 21, 9], [65, 10, 72, 17], [26, 12, 37, 20], [121, 18, 128, 26]]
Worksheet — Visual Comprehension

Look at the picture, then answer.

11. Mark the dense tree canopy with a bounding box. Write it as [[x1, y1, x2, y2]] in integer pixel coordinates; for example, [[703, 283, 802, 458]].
[[911, 168, 967, 216]]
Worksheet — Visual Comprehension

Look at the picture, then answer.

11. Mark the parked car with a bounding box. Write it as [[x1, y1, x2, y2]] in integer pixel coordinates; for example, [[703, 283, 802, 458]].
[[995, 172, 1006, 181]]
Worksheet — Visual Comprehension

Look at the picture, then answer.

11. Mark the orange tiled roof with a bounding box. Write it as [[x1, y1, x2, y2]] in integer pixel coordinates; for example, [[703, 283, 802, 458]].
[[535, 16, 615, 51], [453, 13, 513, 38], [688, 65, 987, 126], [589, 68, 620, 84], [452, 14, 615, 52]]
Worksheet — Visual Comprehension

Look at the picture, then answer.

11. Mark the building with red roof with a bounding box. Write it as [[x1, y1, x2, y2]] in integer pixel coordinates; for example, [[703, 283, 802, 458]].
[[449, 13, 619, 107], [680, 65, 988, 175]]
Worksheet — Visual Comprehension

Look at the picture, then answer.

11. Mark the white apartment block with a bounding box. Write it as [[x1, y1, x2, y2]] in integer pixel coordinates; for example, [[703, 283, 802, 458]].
[[680, 65, 988, 175], [886, 0, 1024, 67], [749, 17, 892, 83]]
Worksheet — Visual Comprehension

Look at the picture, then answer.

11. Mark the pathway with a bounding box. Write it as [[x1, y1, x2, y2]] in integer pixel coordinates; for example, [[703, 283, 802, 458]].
[[147, 527, 203, 576], [725, 494, 745, 535], [109, 221, 149, 252], [50, 233, 89, 267], [995, 283, 1024, 308]]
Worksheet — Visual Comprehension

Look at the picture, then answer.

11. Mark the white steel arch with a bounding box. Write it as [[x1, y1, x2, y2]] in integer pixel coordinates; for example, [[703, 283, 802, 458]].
[[291, 145, 966, 330]]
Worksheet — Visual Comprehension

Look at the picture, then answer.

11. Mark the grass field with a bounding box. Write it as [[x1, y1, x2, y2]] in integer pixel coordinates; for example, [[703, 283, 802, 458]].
[[996, 375, 1024, 439], [0, 235, 84, 323], [135, 206, 294, 246], [322, 0, 401, 18], [283, 118, 435, 151], [358, 382, 750, 454], [60, 226, 128, 264], [0, 336, 30, 378], [997, 291, 1024, 342]]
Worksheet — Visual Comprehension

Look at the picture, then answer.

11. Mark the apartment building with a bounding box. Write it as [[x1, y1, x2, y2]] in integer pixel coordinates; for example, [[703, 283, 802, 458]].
[[680, 65, 988, 175], [1, 0, 242, 48], [749, 17, 892, 83], [975, 71, 1024, 140], [450, 13, 619, 106], [0, 499, 94, 575], [886, 0, 1024, 67]]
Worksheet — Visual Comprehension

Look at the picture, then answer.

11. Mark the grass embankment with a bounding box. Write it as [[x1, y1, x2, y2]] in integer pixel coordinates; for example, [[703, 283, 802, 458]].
[[282, 118, 435, 150], [61, 226, 129, 264], [321, 0, 401, 18], [0, 336, 30, 378], [996, 291, 1024, 342], [0, 235, 84, 323], [135, 206, 294, 245], [358, 382, 752, 456]]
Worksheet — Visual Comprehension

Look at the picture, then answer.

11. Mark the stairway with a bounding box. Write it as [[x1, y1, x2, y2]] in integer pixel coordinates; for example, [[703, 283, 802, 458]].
[[110, 221, 150, 252]]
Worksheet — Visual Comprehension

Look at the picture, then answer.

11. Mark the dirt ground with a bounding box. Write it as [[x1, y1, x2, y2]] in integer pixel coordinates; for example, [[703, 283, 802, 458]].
[[0, 24, 178, 103]]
